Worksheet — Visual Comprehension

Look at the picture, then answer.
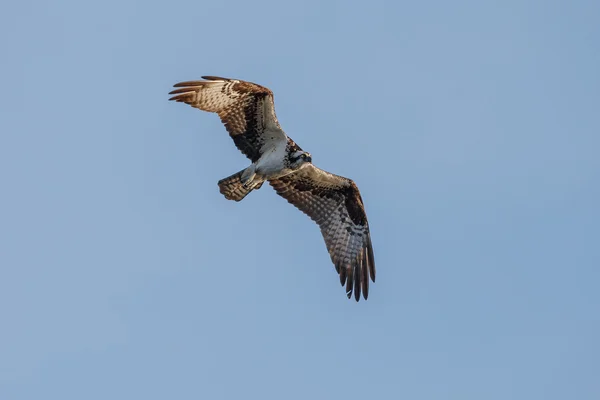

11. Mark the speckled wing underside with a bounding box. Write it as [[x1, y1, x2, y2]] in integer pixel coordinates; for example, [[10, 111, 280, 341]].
[[168, 76, 286, 162], [269, 165, 375, 301]]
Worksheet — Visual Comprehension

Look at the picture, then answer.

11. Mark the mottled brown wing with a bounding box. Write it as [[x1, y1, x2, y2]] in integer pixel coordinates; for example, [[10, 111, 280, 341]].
[[269, 165, 376, 301], [169, 76, 286, 162]]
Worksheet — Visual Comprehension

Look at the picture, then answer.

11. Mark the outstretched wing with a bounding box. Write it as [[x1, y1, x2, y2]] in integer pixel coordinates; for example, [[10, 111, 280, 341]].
[[169, 76, 286, 162], [269, 165, 375, 301]]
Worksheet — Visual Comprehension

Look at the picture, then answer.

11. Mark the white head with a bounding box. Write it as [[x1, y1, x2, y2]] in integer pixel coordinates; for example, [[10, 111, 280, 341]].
[[289, 150, 312, 169]]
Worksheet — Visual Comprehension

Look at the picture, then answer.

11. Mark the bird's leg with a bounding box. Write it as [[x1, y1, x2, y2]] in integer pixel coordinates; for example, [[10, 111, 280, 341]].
[[240, 164, 257, 189]]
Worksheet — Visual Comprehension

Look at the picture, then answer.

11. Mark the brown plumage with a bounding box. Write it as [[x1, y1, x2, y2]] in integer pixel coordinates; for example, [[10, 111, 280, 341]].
[[269, 166, 375, 301], [169, 76, 284, 163], [169, 76, 376, 301], [218, 170, 264, 201]]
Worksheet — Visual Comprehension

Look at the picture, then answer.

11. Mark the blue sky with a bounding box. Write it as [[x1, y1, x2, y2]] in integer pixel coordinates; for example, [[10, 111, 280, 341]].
[[1, 0, 599, 398]]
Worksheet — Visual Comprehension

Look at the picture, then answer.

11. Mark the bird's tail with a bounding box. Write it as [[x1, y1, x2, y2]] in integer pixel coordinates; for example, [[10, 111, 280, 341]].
[[218, 170, 264, 202]]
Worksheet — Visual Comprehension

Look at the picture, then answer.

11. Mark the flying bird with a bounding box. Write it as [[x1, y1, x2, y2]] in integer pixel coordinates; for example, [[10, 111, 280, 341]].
[[168, 76, 375, 301]]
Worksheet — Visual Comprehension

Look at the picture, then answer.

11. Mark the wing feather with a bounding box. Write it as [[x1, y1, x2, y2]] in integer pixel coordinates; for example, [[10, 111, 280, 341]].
[[169, 76, 286, 162], [269, 165, 375, 301]]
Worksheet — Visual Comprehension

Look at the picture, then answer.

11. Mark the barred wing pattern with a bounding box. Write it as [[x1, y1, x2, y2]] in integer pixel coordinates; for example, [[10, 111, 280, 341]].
[[168, 76, 286, 162], [270, 165, 375, 301]]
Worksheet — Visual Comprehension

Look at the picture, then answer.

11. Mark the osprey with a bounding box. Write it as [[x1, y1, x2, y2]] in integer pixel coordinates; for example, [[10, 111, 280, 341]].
[[169, 76, 375, 301]]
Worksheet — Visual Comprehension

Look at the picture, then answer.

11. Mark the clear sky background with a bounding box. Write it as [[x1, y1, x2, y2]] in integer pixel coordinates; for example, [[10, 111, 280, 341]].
[[1, 0, 599, 399]]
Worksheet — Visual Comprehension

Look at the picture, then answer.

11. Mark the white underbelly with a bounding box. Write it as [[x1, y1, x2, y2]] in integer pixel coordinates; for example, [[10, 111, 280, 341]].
[[255, 144, 287, 178]]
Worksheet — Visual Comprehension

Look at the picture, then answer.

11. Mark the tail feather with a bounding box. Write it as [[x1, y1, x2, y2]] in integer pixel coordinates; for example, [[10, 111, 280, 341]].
[[218, 170, 263, 201]]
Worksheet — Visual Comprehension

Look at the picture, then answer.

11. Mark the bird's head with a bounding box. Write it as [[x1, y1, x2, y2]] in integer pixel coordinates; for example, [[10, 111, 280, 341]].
[[290, 151, 312, 169]]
